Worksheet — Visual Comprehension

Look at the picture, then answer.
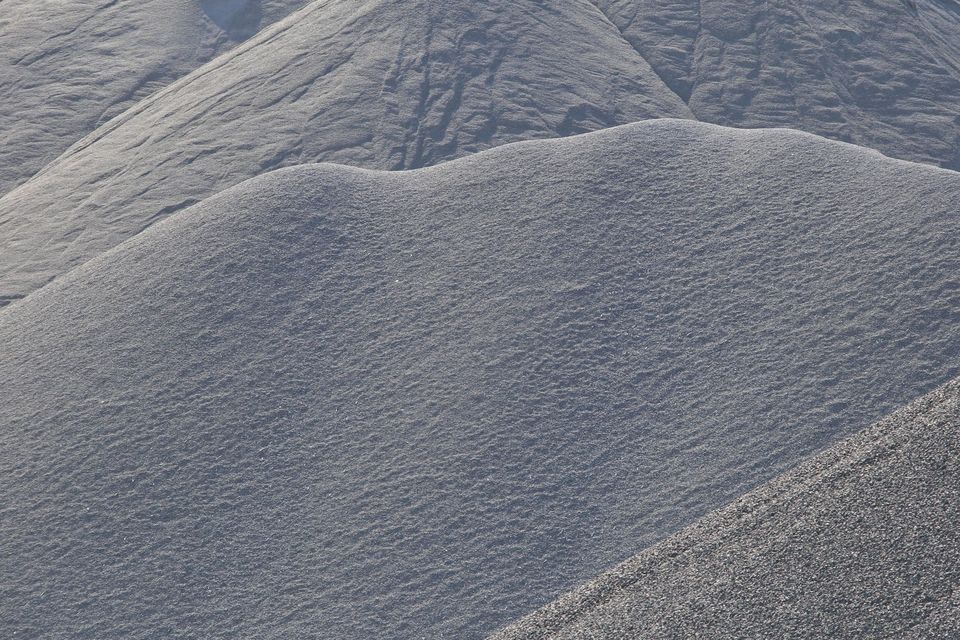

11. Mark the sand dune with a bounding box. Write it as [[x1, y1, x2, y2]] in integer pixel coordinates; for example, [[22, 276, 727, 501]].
[[3, 120, 960, 638], [492, 376, 960, 639], [0, 0, 308, 196], [592, 0, 960, 170], [0, 0, 688, 307]]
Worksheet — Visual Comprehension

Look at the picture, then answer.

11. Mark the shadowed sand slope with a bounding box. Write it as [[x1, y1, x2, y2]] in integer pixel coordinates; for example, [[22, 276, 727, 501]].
[[591, 0, 960, 170], [0, 0, 309, 196], [492, 377, 960, 639], [3, 120, 960, 638], [0, 0, 689, 307]]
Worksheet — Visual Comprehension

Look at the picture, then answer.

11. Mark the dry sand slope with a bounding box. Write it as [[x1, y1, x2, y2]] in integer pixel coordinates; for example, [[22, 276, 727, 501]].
[[0, 0, 309, 197], [3, 120, 960, 638], [491, 377, 960, 640], [591, 0, 960, 170], [0, 0, 688, 307]]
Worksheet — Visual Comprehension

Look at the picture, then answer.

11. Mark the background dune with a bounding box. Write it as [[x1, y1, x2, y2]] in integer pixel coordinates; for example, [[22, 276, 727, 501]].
[[0, 0, 309, 197], [592, 0, 960, 170]]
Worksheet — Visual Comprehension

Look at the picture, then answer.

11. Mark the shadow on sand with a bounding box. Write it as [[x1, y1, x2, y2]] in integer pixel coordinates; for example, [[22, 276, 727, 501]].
[[200, 0, 263, 40]]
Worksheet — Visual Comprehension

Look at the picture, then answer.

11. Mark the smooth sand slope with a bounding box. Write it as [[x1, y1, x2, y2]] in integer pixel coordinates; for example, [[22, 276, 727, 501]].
[[591, 0, 960, 170], [0, 0, 689, 307], [0, 0, 309, 196], [3, 120, 960, 638], [492, 377, 960, 639]]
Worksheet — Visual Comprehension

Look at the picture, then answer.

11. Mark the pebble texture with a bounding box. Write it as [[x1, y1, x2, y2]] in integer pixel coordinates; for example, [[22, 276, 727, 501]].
[[590, 0, 960, 170], [492, 377, 960, 639], [3, 120, 960, 638], [0, 0, 689, 307], [0, 0, 309, 196]]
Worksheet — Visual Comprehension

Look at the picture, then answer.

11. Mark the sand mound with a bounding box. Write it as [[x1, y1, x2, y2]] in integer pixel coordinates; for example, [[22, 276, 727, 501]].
[[3, 120, 960, 638]]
